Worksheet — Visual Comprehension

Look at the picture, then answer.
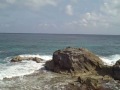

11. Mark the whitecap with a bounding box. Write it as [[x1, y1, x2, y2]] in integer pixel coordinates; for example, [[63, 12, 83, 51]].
[[100, 54, 120, 66], [0, 54, 52, 80], [19, 54, 52, 61]]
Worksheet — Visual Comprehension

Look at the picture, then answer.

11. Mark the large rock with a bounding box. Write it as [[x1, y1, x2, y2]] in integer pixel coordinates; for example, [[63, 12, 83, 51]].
[[112, 59, 120, 80], [45, 47, 104, 74], [11, 56, 43, 63]]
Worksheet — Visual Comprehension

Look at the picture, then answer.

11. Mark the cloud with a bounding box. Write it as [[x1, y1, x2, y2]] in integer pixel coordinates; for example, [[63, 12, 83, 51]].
[[100, 0, 120, 26], [64, 12, 109, 29], [65, 0, 120, 29], [65, 4, 73, 16], [80, 12, 109, 27], [101, 0, 120, 16], [60, 0, 120, 35], [24, 0, 57, 9], [0, 0, 57, 9]]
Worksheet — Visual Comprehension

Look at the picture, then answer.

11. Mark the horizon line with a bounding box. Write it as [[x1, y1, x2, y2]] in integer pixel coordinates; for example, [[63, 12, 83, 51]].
[[0, 32, 120, 36]]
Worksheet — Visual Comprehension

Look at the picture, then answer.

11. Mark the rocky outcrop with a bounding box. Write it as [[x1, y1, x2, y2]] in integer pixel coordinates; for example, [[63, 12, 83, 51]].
[[45, 47, 120, 90], [45, 47, 104, 74], [112, 59, 120, 80], [77, 75, 114, 90], [60, 73, 114, 90], [11, 56, 43, 63]]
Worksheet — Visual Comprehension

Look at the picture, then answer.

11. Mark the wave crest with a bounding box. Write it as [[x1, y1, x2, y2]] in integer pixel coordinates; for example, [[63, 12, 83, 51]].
[[100, 54, 120, 66], [0, 54, 120, 80], [0, 54, 52, 80]]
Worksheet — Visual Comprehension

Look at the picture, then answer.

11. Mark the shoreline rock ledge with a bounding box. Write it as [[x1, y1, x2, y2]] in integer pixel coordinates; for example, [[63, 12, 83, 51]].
[[45, 47, 120, 90], [45, 47, 104, 74], [11, 56, 43, 63]]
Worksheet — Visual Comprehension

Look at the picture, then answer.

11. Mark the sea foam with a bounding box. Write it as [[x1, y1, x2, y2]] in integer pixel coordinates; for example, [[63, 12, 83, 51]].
[[100, 54, 120, 66], [0, 54, 120, 80], [0, 54, 52, 80]]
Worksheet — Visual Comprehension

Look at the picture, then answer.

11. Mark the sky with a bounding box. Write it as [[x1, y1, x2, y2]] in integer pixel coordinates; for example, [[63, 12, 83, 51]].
[[0, 0, 120, 35]]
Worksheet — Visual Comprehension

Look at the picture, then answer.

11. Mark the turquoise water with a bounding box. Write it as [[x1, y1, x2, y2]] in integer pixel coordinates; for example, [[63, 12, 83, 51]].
[[0, 33, 120, 80], [0, 33, 120, 59]]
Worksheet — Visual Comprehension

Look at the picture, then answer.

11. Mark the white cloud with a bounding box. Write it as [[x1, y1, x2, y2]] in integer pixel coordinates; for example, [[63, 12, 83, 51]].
[[99, 0, 120, 27], [81, 12, 109, 27], [101, 0, 120, 16], [65, 5, 73, 16], [68, 0, 120, 29], [64, 12, 109, 29], [24, 0, 57, 9], [0, 0, 57, 9]]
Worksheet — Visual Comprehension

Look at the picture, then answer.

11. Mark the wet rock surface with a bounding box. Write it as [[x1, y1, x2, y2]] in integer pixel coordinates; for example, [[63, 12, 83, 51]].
[[11, 56, 43, 63]]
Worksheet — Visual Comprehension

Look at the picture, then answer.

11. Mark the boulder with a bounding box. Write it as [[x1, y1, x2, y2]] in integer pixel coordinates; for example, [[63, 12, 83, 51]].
[[112, 59, 120, 80], [45, 47, 104, 74], [11, 56, 43, 63]]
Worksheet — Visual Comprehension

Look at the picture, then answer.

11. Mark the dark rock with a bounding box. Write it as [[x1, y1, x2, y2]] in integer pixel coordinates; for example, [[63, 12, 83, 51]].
[[98, 65, 113, 76], [32, 57, 42, 63], [115, 59, 120, 66], [45, 60, 54, 71], [11, 56, 43, 63], [45, 47, 104, 74], [112, 60, 120, 80], [11, 56, 23, 62]]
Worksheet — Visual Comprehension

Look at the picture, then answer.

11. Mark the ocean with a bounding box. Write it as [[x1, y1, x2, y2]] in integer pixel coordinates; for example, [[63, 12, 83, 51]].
[[0, 33, 120, 89]]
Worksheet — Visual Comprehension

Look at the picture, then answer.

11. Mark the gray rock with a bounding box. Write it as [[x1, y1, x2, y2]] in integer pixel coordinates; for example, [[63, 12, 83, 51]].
[[45, 47, 104, 74], [11, 56, 43, 63], [112, 59, 120, 80]]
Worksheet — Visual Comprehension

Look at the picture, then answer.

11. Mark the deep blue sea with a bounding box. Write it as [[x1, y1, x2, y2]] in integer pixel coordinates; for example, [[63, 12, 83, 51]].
[[0, 33, 120, 80]]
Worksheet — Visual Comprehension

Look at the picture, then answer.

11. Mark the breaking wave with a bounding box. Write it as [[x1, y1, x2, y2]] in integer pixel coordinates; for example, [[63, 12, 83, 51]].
[[0, 54, 120, 80], [100, 54, 120, 66], [0, 54, 52, 80]]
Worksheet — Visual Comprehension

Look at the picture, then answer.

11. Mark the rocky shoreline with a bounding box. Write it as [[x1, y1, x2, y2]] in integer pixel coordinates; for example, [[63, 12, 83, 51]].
[[10, 47, 120, 90]]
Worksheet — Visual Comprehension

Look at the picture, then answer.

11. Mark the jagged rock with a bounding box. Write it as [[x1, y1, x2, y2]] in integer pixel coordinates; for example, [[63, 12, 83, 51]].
[[77, 75, 113, 90], [77, 76, 100, 89], [11, 56, 43, 63], [45, 47, 104, 74], [112, 59, 120, 80]]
